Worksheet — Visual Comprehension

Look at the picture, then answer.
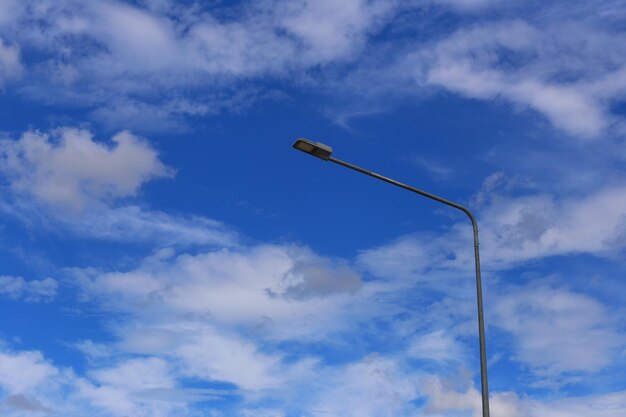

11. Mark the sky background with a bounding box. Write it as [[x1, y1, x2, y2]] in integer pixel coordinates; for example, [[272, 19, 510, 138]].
[[0, 0, 625, 416]]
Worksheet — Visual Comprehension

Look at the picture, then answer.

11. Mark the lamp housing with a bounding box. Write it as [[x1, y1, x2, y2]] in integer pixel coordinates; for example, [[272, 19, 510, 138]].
[[293, 138, 333, 160]]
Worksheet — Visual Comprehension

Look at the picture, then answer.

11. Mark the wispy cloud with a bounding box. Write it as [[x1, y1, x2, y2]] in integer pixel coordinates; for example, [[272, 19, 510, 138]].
[[356, 170, 626, 387], [63, 205, 238, 247], [0, 127, 238, 247], [359, 178, 626, 277], [0, 276, 58, 303], [1, 1, 625, 416], [59, 240, 449, 413], [413, 156, 455, 180], [2, 1, 625, 138], [421, 373, 626, 417], [0, 0, 400, 130], [0, 348, 58, 394], [409, 19, 626, 138], [408, 330, 465, 363], [327, 1, 626, 138], [432, 0, 511, 11], [72, 244, 364, 337], [79, 357, 178, 416], [307, 355, 418, 416], [494, 284, 624, 383], [0, 38, 21, 87]]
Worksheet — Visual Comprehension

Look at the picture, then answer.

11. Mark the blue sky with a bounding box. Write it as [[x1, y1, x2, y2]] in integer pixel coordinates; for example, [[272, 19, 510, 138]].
[[0, 0, 625, 416]]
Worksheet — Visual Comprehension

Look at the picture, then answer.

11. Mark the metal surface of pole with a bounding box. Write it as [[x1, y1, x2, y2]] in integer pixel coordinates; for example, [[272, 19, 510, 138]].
[[327, 155, 491, 417]]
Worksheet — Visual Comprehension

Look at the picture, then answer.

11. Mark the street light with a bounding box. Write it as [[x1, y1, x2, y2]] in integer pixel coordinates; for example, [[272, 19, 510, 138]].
[[293, 137, 491, 417]]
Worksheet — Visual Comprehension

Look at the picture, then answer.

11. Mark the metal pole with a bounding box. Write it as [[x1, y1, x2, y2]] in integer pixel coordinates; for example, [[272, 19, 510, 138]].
[[327, 156, 490, 417]]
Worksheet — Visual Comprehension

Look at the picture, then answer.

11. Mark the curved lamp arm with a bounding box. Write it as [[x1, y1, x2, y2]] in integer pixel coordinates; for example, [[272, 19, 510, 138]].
[[293, 138, 490, 417]]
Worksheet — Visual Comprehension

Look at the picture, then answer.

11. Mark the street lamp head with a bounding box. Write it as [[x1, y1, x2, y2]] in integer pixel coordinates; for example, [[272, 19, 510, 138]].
[[293, 138, 333, 161]]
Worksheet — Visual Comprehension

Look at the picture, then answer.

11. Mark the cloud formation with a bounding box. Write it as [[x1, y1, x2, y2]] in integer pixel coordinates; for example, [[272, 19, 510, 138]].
[[0, 128, 173, 210], [494, 284, 624, 381], [0, 0, 399, 129], [410, 19, 626, 138], [0, 349, 58, 395], [0, 127, 241, 248], [63, 205, 238, 247], [74, 244, 363, 337], [307, 355, 418, 416], [0, 276, 58, 303], [61, 243, 402, 414], [0, 1, 625, 416], [422, 373, 626, 417], [359, 180, 626, 278], [1, 1, 623, 138], [0, 38, 21, 87]]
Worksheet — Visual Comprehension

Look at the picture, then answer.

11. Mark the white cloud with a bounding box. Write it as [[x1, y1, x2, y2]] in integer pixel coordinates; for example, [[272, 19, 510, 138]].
[[2, 338, 623, 417], [478, 184, 626, 267], [1, 0, 625, 139], [0, 233, 621, 415], [413, 157, 455, 181], [0, 342, 204, 416], [66, 242, 429, 399], [0, 276, 58, 303], [531, 391, 626, 417], [357, 229, 473, 284], [0, 1, 20, 27], [307, 355, 418, 417], [89, 357, 174, 392], [280, 0, 395, 64], [241, 409, 286, 417], [0, 349, 58, 394], [105, 322, 295, 394], [89, 2, 182, 73], [0, 0, 401, 129], [0, 128, 173, 210], [421, 375, 525, 417], [359, 181, 626, 277], [0, 345, 93, 417], [2, 0, 624, 138], [77, 356, 187, 417], [0, 127, 229, 249], [0, 38, 21, 86], [432, 0, 509, 11], [89, 98, 218, 133], [0, 394, 50, 414], [408, 330, 465, 363], [0, 195, 237, 248], [410, 19, 626, 138], [352, 173, 626, 391], [64, 205, 238, 247], [421, 373, 626, 417], [174, 324, 285, 391], [74, 244, 363, 333], [73, 340, 113, 362], [494, 285, 623, 379]]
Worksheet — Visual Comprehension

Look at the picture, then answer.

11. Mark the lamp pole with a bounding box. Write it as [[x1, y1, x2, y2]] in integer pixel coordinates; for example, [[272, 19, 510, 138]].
[[293, 138, 490, 417]]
